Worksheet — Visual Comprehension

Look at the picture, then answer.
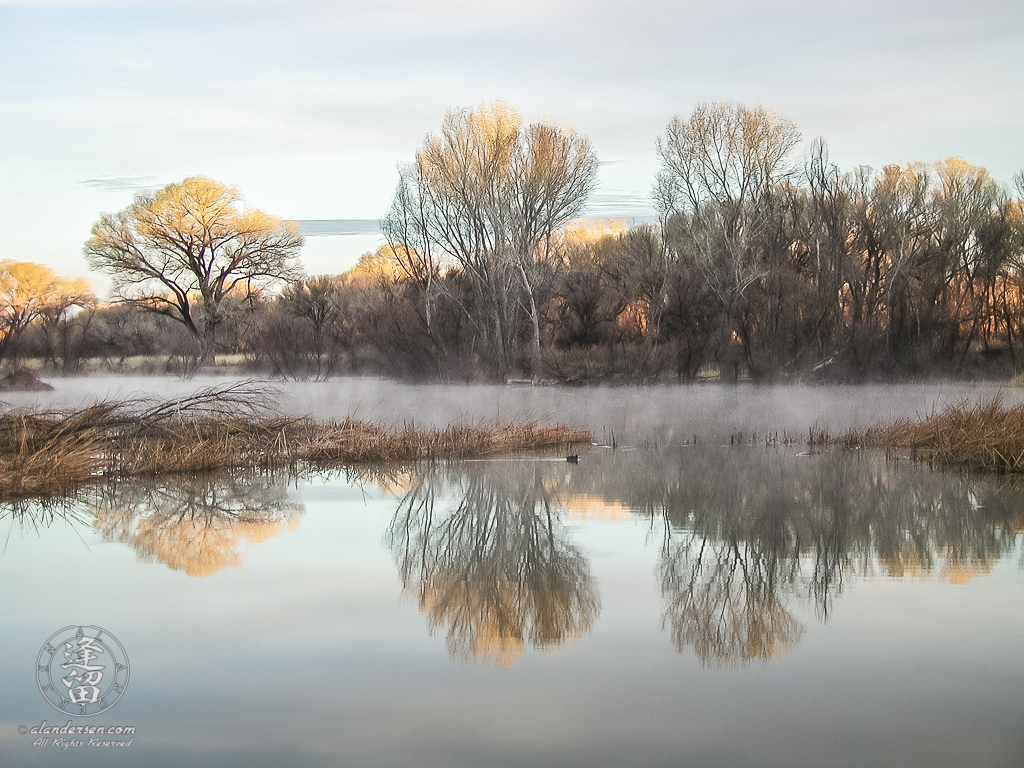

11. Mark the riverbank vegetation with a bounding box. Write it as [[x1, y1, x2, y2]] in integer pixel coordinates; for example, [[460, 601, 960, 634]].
[[0, 382, 591, 501], [3, 101, 1024, 384], [817, 399, 1024, 474]]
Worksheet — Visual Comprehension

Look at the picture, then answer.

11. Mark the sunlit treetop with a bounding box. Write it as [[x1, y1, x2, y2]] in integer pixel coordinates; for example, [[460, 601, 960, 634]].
[[85, 176, 303, 298], [83, 175, 304, 363], [0, 261, 95, 357]]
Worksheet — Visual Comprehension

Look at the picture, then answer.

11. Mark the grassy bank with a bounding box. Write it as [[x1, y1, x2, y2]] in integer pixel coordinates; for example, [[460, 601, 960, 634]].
[[0, 382, 591, 501], [817, 398, 1024, 474]]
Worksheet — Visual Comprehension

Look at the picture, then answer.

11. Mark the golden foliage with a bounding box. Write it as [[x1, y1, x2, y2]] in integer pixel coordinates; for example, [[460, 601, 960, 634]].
[[94, 509, 298, 577], [347, 245, 408, 285], [560, 493, 632, 522], [0, 260, 95, 341], [617, 301, 650, 334], [83, 176, 303, 363]]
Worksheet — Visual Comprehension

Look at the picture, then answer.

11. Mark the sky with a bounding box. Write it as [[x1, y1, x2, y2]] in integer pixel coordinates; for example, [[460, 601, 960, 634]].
[[1, 0, 1022, 296]]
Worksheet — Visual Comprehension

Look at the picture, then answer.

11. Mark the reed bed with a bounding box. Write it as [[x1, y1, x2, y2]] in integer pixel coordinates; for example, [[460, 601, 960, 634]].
[[0, 382, 591, 501], [825, 398, 1024, 474]]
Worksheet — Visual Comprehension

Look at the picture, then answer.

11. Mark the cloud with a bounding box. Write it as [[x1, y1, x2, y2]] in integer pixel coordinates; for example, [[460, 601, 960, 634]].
[[585, 192, 657, 219], [78, 176, 162, 192], [296, 219, 382, 237]]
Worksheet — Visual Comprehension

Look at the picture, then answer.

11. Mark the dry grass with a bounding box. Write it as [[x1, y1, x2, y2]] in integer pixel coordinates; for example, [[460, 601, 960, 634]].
[[828, 398, 1024, 473], [0, 382, 591, 501]]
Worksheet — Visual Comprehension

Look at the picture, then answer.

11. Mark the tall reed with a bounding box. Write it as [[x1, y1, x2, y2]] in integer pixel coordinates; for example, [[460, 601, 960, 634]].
[[832, 398, 1024, 473]]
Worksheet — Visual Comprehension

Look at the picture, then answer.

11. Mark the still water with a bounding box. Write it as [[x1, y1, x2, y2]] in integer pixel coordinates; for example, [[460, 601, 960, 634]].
[[1, 380, 1023, 767]]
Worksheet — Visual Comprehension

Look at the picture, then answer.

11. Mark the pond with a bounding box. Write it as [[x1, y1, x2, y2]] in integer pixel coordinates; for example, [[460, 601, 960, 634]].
[[1, 379, 1022, 767]]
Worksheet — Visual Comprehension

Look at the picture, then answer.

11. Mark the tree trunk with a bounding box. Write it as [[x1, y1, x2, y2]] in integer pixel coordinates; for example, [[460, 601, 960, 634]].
[[199, 320, 218, 367], [518, 262, 543, 382]]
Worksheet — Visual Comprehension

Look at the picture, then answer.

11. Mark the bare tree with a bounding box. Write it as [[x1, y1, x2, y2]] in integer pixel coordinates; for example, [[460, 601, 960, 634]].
[[381, 166, 442, 341], [657, 101, 800, 219], [272, 274, 354, 377], [84, 176, 303, 366], [656, 102, 801, 380], [382, 102, 598, 380]]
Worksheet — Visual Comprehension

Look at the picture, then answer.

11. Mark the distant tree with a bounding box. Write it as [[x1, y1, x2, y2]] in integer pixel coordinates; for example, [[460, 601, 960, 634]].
[[547, 220, 626, 350], [343, 247, 446, 379], [656, 101, 801, 380], [36, 304, 99, 373], [657, 101, 801, 221], [84, 176, 303, 365], [0, 260, 95, 367], [926, 157, 1006, 362], [265, 274, 356, 377], [383, 101, 598, 380]]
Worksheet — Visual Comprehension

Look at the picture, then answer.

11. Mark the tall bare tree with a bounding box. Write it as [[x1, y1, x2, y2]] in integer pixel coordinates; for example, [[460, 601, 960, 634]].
[[657, 101, 801, 221], [656, 101, 801, 379], [85, 176, 303, 365], [382, 101, 598, 379]]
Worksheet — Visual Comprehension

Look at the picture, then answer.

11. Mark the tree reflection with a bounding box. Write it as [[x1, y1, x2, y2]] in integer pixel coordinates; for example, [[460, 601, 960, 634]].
[[559, 446, 1023, 667], [659, 534, 804, 668], [387, 464, 599, 667], [5, 445, 1020, 669], [88, 473, 304, 576]]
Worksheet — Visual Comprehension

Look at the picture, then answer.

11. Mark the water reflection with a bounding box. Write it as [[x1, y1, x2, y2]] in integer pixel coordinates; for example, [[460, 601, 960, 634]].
[[659, 530, 805, 667], [391, 449, 1022, 668], [1, 473, 304, 576], [2, 447, 1021, 669], [387, 463, 600, 667], [627, 448, 1022, 666], [90, 474, 304, 576], [0, 495, 92, 541]]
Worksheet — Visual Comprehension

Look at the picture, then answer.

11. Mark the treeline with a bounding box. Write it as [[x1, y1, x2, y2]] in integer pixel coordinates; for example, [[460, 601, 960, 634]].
[[363, 101, 1024, 383], [8, 164, 1024, 385], [4, 100, 1024, 383]]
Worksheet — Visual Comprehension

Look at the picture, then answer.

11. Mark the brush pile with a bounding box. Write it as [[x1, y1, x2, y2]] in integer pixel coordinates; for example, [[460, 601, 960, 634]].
[[0, 382, 591, 500], [836, 398, 1024, 474]]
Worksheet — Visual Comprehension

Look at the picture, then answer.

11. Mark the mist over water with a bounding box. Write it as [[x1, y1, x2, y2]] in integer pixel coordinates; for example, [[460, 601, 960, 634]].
[[3, 375, 1021, 442]]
